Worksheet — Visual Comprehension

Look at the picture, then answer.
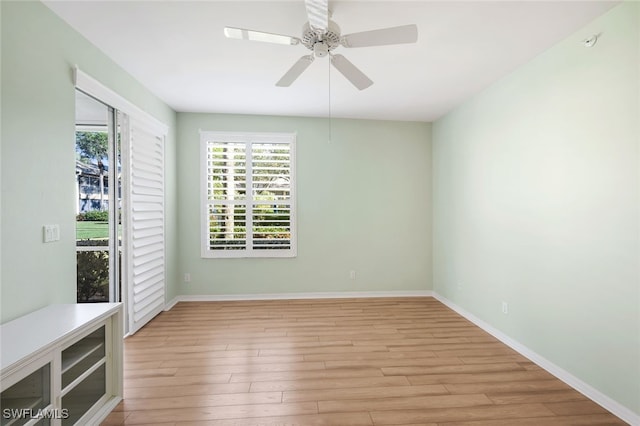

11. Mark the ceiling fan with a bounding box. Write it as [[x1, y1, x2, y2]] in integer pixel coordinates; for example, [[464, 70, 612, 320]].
[[223, 0, 418, 90]]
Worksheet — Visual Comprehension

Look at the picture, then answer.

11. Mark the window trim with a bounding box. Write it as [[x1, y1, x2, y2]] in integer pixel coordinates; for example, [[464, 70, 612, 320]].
[[200, 131, 297, 259]]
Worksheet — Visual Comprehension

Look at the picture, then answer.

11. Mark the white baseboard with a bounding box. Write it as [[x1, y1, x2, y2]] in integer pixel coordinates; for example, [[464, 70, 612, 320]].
[[165, 290, 433, 310], [432, 293, 639, 426], [164, 297, 180, 311]]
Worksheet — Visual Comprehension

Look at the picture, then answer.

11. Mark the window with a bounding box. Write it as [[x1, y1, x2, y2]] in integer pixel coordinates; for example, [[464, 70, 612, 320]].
[[201, 131, 296, 258]]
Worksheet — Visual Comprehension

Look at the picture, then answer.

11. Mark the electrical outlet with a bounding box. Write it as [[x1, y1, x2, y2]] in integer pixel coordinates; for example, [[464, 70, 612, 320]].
[[501, 301, 509, 314], [184, 273, 191, 283], [349, 270, 356, 280]]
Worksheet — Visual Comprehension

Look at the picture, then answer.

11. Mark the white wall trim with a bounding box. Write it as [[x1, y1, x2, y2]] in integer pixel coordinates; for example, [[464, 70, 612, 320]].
[[74, 67, 168, 136], [432, 292, 639, 426], [164, 290, 433, 310], [164, 297, 180, 311]]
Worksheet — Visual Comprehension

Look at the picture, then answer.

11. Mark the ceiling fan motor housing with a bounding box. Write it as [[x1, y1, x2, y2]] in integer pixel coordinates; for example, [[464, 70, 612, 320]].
[[314, 43, 329, 57], [302, 21, 341, 58]]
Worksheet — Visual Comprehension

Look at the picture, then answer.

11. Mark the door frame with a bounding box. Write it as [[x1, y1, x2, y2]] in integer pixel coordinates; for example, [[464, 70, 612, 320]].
[[75, 67, 168, 334]]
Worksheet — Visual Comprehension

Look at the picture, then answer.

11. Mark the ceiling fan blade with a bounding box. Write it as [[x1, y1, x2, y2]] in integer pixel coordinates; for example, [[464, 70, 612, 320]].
[[341, 24, 418, 48], [305, 0, 328, 34], [330, 54, 373, 90], [224, 27, 300, 46], [276, 55, 315, 87]]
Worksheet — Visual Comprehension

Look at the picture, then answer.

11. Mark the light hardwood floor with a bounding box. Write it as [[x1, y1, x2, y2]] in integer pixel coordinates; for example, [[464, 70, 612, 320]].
[[102, 297, 627, 425]]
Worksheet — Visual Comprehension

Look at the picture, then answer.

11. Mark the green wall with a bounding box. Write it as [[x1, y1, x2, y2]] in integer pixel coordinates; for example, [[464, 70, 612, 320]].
[[177, 113, 432, 296], [432, 2, 639, 415], [0, 1, 178, 323]]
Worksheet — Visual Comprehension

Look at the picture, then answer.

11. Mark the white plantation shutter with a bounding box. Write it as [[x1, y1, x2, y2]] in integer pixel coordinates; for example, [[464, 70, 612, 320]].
[[252, 142, 293, 250], [123, 117, 166, 334], [201, 132, 296, 258], [206, 142, 248, 251]]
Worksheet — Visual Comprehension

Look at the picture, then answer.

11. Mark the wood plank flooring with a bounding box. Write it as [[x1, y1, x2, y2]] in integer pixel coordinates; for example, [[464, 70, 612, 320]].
[[101, 297, 627, 425]]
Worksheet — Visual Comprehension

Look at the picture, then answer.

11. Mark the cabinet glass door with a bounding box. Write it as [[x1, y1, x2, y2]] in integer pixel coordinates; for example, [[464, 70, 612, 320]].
[[0, 364, 51, 426], [61, 365, 105, 426], [60, 326, 107, 425]]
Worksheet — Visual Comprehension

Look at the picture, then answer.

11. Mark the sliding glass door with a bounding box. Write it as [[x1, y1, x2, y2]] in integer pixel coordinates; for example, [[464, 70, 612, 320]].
[[75, 89, 122, 303], [74, 68, 167, 334]]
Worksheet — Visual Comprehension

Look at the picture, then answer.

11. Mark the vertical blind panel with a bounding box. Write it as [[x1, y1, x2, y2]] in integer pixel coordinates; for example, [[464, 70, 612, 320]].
[[128, 123, 165, 333]]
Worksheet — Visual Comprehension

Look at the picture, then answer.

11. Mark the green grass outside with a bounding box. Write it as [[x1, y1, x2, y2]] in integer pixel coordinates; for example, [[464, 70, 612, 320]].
[[76, 221, 109, 240]]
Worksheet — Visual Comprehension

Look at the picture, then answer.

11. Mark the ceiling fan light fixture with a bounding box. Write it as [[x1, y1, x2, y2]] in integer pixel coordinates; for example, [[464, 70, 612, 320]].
[[313, 42, 329, 58]]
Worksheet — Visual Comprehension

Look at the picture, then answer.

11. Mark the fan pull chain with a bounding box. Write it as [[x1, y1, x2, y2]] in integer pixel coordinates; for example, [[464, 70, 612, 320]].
[[328, 53, 332, 144]]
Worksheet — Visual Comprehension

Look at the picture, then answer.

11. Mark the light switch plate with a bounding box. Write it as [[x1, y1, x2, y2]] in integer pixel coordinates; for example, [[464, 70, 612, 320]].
[[43, 225, 60, 243]]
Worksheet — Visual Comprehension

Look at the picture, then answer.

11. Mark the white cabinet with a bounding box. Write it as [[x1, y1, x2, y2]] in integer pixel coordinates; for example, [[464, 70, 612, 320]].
[[1, 304, 122, 426]]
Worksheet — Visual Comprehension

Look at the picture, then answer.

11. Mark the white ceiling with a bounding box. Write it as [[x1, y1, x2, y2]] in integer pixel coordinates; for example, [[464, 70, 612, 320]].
[[45, 1, 618, 122]]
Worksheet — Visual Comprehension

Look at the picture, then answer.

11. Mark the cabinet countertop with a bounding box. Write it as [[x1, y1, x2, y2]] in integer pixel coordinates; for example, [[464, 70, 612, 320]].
[[1, 303, 122, 373]]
